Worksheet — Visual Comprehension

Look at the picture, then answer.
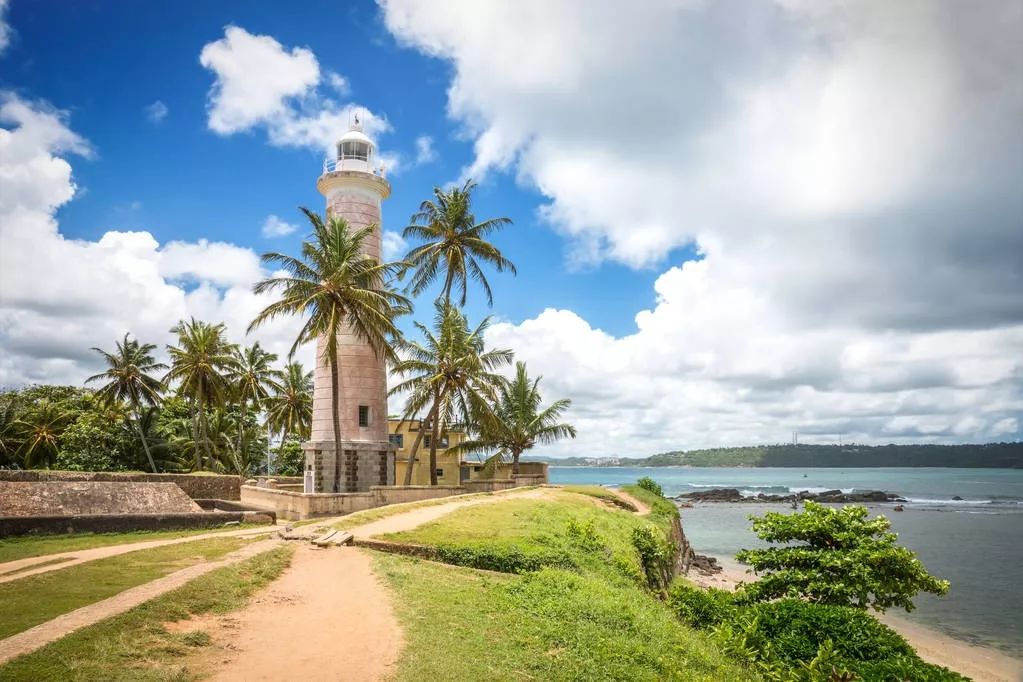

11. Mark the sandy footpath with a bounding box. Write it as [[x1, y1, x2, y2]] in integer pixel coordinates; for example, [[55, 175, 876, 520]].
[[687, 555, 1022, 682]]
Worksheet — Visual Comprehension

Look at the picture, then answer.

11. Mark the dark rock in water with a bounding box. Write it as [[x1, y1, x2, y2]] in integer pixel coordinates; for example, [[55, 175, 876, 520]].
[[952, 495, 964, 501], [893, 504, 905, 512], [677, 487, 905, 504]]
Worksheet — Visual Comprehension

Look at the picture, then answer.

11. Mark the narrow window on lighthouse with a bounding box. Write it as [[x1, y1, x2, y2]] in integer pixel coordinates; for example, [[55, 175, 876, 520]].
[[358, 405, 370, 427]]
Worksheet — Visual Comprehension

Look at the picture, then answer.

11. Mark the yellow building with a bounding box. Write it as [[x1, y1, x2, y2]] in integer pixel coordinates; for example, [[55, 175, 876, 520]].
[[390, 418, 473, 486]]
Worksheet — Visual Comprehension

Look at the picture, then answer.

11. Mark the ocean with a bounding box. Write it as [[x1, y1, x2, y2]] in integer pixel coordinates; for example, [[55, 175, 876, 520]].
[[549, 466, 1023, 655]]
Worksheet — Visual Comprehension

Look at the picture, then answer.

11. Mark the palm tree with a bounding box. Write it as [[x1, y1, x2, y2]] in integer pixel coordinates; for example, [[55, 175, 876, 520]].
[[165, 319, 237, 470], [18, 399, 71, 468], [401, 179, 516, 307], [228, 342, 283, 457], [86, 333, 167, 473], [460, 361, 576, 475], [249, 209, 410, 492], [0, 396, 24, 468], [265, 361, 314, 445], [390, 302, 512, 485]]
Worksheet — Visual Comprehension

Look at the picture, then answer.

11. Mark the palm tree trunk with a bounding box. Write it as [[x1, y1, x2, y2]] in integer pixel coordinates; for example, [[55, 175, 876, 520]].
[[429, 390, 440, 486], [512, 449, 521, 475], [403, 424, 427, 486], [328, 350, 343, 493], [133, 404, 158, 473], [198, 390, 214, 471], [189, 400, 201, 470], [236, 400, 247, 462]]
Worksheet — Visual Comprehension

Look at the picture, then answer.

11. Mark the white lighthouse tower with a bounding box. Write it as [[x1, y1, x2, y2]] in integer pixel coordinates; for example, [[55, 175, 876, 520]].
[[304, 116, 395, 493]]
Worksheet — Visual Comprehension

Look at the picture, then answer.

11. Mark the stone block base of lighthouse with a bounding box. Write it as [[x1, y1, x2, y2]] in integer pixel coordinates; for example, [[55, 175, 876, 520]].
[[303, 440, 396, 494]]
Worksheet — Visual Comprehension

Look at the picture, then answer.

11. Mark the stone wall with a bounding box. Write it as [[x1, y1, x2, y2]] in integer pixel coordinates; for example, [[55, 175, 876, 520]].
[[0, 481, 202, 517], [0, 471, 241, 500], [0, 510, 274, 537]]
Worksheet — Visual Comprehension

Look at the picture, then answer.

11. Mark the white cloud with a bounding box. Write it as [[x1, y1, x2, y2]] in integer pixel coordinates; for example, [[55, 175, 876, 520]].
[[199, 26, 389, 155], [381, 230, 407, 260], [0, 0, 10, 54], [414, 135, 436, 164], [0, 93, 313, 387], [381, 0, 1023, 452], [144, 100, 168, 124], [261, 214, 297, 239]]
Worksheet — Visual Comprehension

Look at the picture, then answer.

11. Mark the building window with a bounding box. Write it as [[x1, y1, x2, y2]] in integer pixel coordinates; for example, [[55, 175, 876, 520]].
[[340, 140, 370, 161], [423, 435, 450, 449], [358, 405, 370, 427], [389, 433, 404, 448], [435, 468, 444, 478]]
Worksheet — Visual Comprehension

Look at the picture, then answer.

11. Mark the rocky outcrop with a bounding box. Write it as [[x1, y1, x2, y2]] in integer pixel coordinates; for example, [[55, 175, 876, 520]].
[[676, 488, 906, 504]]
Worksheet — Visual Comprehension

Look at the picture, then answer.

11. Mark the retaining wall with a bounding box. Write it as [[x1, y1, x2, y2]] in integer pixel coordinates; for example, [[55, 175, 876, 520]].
[[0, 510, 275, 537], [0, 471, 241, 501]]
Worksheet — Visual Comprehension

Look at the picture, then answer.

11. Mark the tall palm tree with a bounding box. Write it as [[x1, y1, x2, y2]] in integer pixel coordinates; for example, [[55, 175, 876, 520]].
[[18, 399, 71, 468], [86, 333, 167, 473], [228, 342, 283, 456], [165, 319, 237, 470], [401, 179, 516, 307], [249, 209, 410, 492], [265, 361, 314, 445], [459, 361, 576, 475], [0, 396, 24, 468], [390, 302, 512, 485]]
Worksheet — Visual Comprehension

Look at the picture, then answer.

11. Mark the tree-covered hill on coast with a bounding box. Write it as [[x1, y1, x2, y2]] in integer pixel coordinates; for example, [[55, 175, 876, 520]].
[[526, 442, 1023, 468]]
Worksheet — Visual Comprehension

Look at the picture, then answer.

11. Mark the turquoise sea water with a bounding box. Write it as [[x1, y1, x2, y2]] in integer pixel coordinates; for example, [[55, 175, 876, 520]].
[[549, 466, 1023, 655]]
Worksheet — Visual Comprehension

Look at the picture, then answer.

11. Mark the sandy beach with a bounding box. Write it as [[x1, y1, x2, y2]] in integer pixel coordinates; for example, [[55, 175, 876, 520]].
[[687, 556, 1023, 682]]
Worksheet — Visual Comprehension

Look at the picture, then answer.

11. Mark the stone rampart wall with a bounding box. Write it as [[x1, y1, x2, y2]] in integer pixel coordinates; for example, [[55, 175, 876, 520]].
[[0, 471, 241, 500], [0, 510, 274, 537]]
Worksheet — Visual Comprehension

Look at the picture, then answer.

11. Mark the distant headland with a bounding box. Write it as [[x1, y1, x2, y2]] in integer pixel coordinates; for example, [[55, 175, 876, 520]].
[[526, 442, 1023, 468]]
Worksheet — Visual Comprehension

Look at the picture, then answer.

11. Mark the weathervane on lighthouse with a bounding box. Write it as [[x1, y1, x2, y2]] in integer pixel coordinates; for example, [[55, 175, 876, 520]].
[[304, 116, 394, 494]]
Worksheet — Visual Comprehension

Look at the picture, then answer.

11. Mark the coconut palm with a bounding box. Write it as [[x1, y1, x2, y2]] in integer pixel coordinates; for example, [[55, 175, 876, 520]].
[[390, 302, 512, 485], [265, 361, 314, 445], [18, 399, 71, 468], [249, 209, 410, 492], [0, 396, 24, 468], [459, 361, 576, 475], [228, 342, 283, 456], [165, 319, 237, 470], [401, 179, 516, 307], [86, 333, 167, 473]]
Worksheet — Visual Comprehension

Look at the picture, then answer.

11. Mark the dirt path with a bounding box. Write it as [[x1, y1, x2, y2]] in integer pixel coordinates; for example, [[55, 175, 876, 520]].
[[200, 545, 403, 682], [352, 486, 552, 539], [607, 488, 651, 514], [0, 525, 279, 585], [0, 538, 279, 666]]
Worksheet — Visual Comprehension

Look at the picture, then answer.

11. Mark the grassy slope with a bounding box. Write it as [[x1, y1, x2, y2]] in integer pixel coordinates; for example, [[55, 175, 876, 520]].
[[0, 524, 267, 565], [0, 535, 249, 639], [0, 546, 293, 681], [560, 484, 639, 511], [374, 489, 752, 681]]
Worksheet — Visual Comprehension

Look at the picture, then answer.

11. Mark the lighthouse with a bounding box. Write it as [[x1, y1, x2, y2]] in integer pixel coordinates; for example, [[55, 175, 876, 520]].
[[304, 116, 395, 493]]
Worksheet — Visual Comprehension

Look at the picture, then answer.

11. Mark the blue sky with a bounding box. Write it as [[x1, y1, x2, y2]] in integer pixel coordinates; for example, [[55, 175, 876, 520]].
[[1, 0, 670, 337], [1, 0, 1020, 455]]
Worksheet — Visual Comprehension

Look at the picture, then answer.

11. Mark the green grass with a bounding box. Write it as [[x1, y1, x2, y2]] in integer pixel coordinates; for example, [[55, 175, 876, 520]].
[[0, 523, 270, 565], [0, 546, 293, 681], [380, 489, 663, 584], [561, 485, 639, 511], [329, 487, 537, 531], [375, 552, 752, 681], [0, 536, 250, 640]]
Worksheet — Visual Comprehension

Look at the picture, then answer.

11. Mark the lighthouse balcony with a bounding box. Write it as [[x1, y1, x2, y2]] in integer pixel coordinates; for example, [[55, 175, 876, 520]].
[[321, 157, 386, 177]]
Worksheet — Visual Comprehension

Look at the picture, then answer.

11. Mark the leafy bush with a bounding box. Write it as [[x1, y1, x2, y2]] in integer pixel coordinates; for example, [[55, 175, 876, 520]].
[[668, 582, 736, 629], [636, 476, 663, 497], [565, 517, 603, 551], [711, 599, 967, 681], [434, 543, 575, 574], [631, 525, 676, 592], [736, 501, 949, 612], [273, 438, 304, 476]]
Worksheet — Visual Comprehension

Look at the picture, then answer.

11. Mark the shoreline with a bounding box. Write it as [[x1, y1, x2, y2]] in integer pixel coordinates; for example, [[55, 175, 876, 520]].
[[687, 555, 1023, 682]]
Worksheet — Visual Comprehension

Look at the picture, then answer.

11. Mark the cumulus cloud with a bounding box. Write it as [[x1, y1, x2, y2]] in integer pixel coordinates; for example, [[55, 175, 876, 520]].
[[414, 135, 436, 164], [144, 100, 168, 124], [381, 0, 1023, 452], [0, 93, 312, 387], [199, 26, 389, 155], [381, 230, 407, 260], [261, 214, 297, 239]]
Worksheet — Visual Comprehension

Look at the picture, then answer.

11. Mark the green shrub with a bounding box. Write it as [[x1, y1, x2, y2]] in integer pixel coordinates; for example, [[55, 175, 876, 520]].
[[434, 543, 575, 574], [747, 599, 914, 663], [565, 517, 603, 551], [631, 525, 675, 592], [668, 582, 736, 629], [635, 476, 663, 497]]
